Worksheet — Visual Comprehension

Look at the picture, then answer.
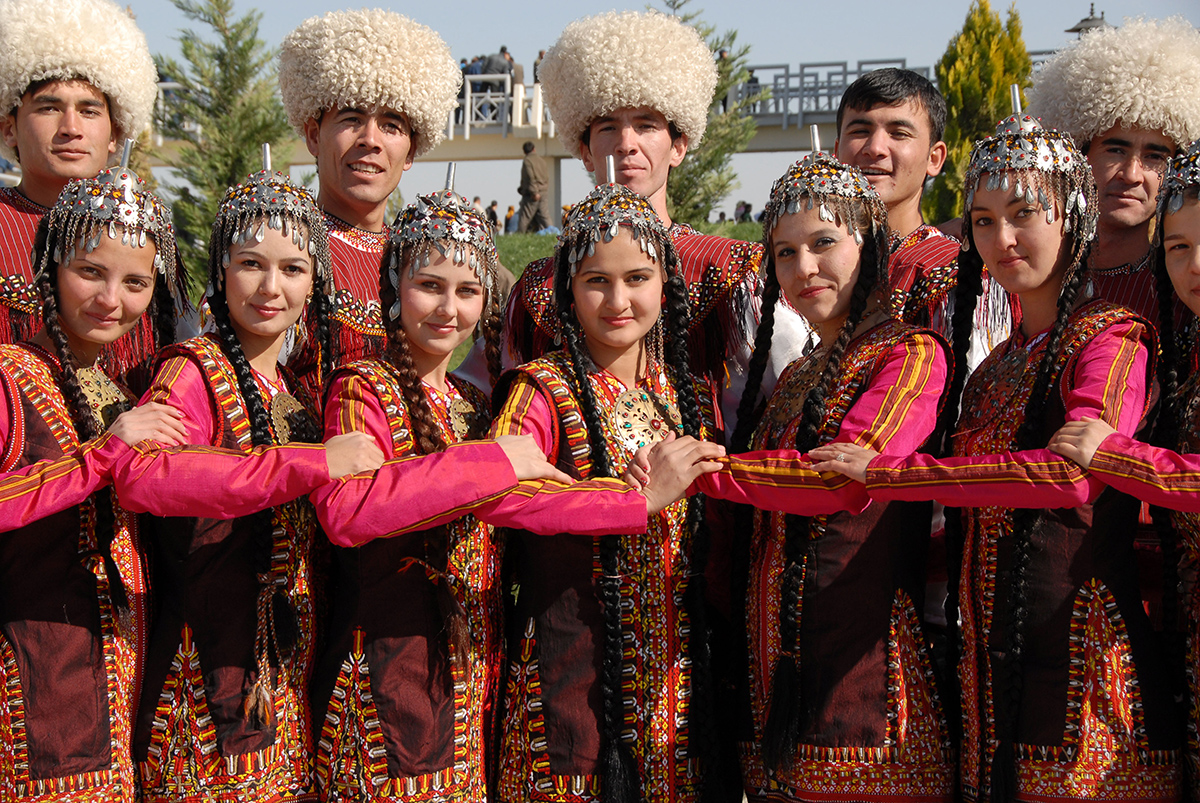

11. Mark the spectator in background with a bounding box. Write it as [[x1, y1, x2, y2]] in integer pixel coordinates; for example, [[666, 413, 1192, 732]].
[[533, 49, 546, 83], [487, 199, 501, 234], [505, 204, 518, 233], [507, 51, 524, 90], [517, 140, 551, 232]]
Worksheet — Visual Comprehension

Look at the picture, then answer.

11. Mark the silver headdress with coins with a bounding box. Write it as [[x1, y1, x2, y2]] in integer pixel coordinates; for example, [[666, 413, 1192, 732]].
[[385, 164, 499, 322], [762, 126, 888, 246], [559, 157, 674, 281], [38, 139, 178, 290], [962, 88, 1097, 252], [208, 144, 332, 294], [1158, 138, 1200, 220]]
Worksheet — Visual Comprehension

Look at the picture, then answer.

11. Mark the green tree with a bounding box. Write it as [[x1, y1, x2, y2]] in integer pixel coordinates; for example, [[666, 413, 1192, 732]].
[[923, 0, 1032, 223], [656, 0, 759, 226], [155, 0, 290, 296]]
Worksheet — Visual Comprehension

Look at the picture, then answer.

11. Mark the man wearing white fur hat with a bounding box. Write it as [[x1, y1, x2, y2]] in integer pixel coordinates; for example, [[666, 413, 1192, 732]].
[[279, 10, 461, 384], [1029, 16, 1200, 321], [0, 0, 157, 346], [501, 10, 808, 438]]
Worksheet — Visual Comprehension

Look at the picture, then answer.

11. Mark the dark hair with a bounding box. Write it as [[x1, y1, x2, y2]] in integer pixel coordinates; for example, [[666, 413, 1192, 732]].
[[942, 182, 1094, 802], [551, 228, 728, 798], [836, 67, 947, 145], [32, 214, 176, 616], [734, 209, 888, 772], [206, 216, 331, 727], [523, 141, 535, 154], [1149, 187, 1199, 706], [377, 237, 501, 673]]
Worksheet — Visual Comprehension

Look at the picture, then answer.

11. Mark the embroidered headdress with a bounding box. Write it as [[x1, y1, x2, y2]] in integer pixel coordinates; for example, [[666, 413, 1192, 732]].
[[539, 10, 718, 160], [0, 0, 157, 163], [1028, 16, 1200, 151], [38, 141, 178, 292], [385, 171, 498, 321], [209, 148, 332, 294], [1158, 138, 1200, 220], [558, 180, 672, 279], [962, 112, 1098, 251], [279, 9, 461, 158], [762, 149, 888, 246]]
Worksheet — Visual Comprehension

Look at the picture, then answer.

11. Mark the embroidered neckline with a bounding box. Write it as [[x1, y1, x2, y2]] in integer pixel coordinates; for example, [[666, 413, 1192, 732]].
[[1088, 250, 1151, 277], [323, 211, 389, 251], [1, 186, 50, 215]]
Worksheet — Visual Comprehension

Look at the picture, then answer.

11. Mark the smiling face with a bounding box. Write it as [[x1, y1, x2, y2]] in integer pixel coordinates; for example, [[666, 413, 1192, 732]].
[[771, 205, 865, 343], [0, 79, 117, 207], [1163, 195, 1200, 318], [398, 249, 486, 376], [304, 105, 415, 230], [580, 107, 687, 213], [969, 179, 1068, 331], [223, 224, 314, 359], [570, 227, 665, 368], [1086, 124, 1174, 234], [55, 230, 156, 363], [835, 98, 945, 233]]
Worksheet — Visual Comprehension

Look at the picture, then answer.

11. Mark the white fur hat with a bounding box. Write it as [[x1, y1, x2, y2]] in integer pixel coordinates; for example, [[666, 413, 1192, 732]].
[[0, 0, 157, 163], [539, 10, 718, 159], [1028, 17, 1200, 150], [279, 9, 461, 158]]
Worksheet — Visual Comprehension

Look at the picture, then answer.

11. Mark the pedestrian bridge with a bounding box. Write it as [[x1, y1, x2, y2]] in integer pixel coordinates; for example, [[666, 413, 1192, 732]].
[[410, 59, 932, 212]]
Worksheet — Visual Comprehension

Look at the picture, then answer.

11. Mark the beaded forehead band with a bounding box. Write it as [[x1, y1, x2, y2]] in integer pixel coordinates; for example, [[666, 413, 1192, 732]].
[[762, 126, 887, 246], [385, 163, 498, 322], [963, 87, 1097, 250], [560, 157, 672, 278], [1158, 138, 1200, 219], [210, 145, 332, 293], [38, 139, 178, 291]]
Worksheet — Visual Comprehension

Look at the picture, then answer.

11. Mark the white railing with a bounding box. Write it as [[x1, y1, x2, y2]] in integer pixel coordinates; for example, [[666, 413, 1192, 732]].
[[444, 76, 555, 142]]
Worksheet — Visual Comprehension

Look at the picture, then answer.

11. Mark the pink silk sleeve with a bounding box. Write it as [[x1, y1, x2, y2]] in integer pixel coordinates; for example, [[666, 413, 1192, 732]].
[[695, 331, 947, 516], [867, 321, 1149, 508], [111, 356, 332, 518], [0, 431, 129, 532], [485, 372, 648, 534], [310, 372, 521, 548], [1089, 432, 1200, 512]]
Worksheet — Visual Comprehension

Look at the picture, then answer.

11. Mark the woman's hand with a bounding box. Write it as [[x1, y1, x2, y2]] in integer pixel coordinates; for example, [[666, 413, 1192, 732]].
[[324, 432, 386, 479], [108, 402, 188, 447], [1048, 418, 1115, 469], [495, 434, 573, 484], [623, 443, 653, 491], [807, 442, 878, 483], [636, 434, 726, 515]]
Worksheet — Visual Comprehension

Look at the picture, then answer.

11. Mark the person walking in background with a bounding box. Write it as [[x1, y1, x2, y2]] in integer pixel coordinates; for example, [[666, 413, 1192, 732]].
[[486, 199, 501, 234], [517, 140, 550, 233], [533, 49, 546, 83], [504, 203, 518, 233]]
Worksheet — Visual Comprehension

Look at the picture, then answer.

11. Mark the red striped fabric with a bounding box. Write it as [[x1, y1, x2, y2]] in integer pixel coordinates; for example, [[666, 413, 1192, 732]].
[[0, 187, 46, 283]]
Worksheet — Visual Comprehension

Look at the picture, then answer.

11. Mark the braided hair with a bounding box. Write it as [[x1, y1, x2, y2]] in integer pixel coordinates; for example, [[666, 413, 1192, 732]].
[[950, 114, 1100, 803], [1148, 184, 1200, 715], [377, 190, 502, 679], [31, 208, 179, 616], [729, 152, 890, 772], [206, 168, 334, 728], [551, 184, 718, 801]]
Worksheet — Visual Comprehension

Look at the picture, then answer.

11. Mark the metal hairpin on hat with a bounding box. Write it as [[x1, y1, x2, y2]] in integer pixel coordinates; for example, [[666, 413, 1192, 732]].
[[761, 124, 885, 244], [42, 137, 178, 287], [961, 83, 1095, 249], [209, 142, 330, 293], [385, 161, 498, 321]]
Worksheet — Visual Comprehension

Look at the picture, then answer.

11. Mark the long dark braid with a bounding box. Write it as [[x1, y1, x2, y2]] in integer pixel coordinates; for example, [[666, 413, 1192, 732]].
[[1151, 231, 1187, 717], [989, 245, 1089, 803], [933, 244, 986, 754], [661, 268, 732, 800], [730, 264, 781, 455], [482, 293, 504, 387], [760, 224, 883, 772]]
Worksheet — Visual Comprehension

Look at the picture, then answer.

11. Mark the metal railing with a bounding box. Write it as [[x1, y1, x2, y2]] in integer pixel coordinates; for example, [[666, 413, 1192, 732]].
[[444, 75, 555, 141]]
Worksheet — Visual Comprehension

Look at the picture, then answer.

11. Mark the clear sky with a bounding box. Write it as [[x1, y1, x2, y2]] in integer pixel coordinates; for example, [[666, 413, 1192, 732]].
[[127, 0, 1200, 221]]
